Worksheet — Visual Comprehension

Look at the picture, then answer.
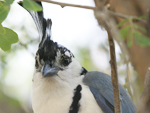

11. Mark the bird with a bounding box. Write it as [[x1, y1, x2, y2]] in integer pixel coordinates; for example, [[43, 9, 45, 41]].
[[19, 2, 136, 113]]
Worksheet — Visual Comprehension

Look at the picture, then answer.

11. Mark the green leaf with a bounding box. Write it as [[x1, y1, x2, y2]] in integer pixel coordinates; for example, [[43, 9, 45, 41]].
[[133, 31, 150, 46], [119, 26, 130, 40], [117, 19, 129, 27], [0, 2, 3, 8], [0, 5, 10, 23], [127, 33, 133, 47], [0, 27, 19, 51], [133, 24, 147, 33], [3, 28, 19, 44], [4, 0, 14, 6], [23, 0, 43, 11], [0, 23, 6, 34], [0, 34, 11, 51]]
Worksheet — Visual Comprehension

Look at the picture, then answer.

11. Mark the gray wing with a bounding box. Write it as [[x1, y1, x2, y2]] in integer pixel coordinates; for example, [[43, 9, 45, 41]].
[[83, 71, 136, 113]]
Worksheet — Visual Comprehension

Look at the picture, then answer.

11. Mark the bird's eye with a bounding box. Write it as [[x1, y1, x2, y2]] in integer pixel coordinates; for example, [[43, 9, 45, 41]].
[[63, 57, 71, 66]]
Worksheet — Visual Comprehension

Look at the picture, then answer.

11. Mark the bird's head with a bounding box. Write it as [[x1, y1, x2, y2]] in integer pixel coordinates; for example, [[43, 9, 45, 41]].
[[35, 19, 86, 80], [18, 1, 87, 80]]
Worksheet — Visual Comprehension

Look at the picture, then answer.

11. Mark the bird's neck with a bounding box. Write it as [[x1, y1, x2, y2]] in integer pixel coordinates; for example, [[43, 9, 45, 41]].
[[32, 72, 84, 96]]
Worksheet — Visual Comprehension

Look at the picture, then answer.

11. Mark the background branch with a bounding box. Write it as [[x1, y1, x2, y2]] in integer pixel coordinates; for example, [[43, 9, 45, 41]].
[[136, 68, 150, 113], [108, 10, 146, 23]]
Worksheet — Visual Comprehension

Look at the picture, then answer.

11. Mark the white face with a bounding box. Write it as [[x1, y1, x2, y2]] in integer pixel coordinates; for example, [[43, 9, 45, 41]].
[[56, 50, 83, 79], [35, 44, 83, 81]]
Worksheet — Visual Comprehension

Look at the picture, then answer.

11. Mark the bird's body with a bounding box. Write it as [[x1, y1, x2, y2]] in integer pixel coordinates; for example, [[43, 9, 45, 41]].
[[32, 71, 103, 113], [19, 1, 136, 113]]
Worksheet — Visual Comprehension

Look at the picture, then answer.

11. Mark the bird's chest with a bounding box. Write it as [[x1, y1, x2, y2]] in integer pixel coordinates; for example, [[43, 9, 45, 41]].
[[32, 75, 103, 113], [32, 83, 74, 113], [32, 85, 103, 113]]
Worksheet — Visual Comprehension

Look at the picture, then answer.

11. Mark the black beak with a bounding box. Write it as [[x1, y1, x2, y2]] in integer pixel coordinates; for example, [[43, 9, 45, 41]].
[[42, 62, 61, 77]]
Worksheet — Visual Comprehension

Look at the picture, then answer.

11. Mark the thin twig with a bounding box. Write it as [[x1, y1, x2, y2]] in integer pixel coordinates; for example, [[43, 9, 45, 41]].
[[136, 68, 150, 113], [34, 0, 95, 10], [19, 41, 27, 48], [109, 10, 147, 23], [94, 4, 122, 112], [35, 0, 146, 23], [107, 29, 121, 113]]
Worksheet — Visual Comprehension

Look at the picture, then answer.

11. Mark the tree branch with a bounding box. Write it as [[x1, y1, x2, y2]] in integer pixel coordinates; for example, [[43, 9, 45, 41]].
[[108, 10, 146, 23], [107, 28, 121, 113], [136, 67, 150, 113], [34, 0, 95, 10], [93, 0, 122, 112], [34, 0, 146, 23]]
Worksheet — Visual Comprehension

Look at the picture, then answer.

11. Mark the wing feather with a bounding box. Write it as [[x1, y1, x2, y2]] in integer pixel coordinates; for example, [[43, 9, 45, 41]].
[[83, 71, 136, 113]]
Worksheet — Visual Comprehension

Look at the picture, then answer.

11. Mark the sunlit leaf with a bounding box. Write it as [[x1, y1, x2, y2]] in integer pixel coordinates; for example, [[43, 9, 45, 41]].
[[117, 19, 129, 27], [0, 27, 18, 51], [0, 5, 10, 23], [133, 24, 147, 33], [120, 26, 130, 40], [133, 31, 150, 46], [4, 0, 14, 6], [0, 34, 11, 51], [23, 0, 43, 11], [0, 2, 3, 8], [0, 23, 6, 34], [3, 28, 19, 44]]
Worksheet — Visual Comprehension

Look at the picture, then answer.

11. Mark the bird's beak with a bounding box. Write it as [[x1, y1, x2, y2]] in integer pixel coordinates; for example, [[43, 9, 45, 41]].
[[42, 63, 61, 77]]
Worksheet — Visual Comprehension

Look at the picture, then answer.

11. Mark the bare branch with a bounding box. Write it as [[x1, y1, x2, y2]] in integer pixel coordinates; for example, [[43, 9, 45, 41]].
[[136, 68, 150, 113], [94, 0, 122, 112], [34, 0, 95, 10], [107, 29, 121, 113], [108, 10, 147, 23], [19, 41, 27, 49], [34, 0, 146, 23]]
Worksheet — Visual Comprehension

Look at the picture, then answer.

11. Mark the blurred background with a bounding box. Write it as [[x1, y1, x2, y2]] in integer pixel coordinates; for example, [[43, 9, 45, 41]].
[[0, 0, 141, 112]]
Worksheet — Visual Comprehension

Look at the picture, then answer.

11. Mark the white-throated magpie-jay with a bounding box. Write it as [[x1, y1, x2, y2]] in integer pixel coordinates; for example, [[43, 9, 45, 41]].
[[19, 2, 136, 113]]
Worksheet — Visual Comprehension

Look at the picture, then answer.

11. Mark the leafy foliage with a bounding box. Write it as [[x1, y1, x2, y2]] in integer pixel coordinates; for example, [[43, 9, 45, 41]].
[[4, 0, 14, 6], [0, 0, 43, 52], [0, 4, 10, 23], [23, 0, 43, 11], [0, 23, 6, 34], [118, 17, 150, 47], [0, 28, 18, 51]]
